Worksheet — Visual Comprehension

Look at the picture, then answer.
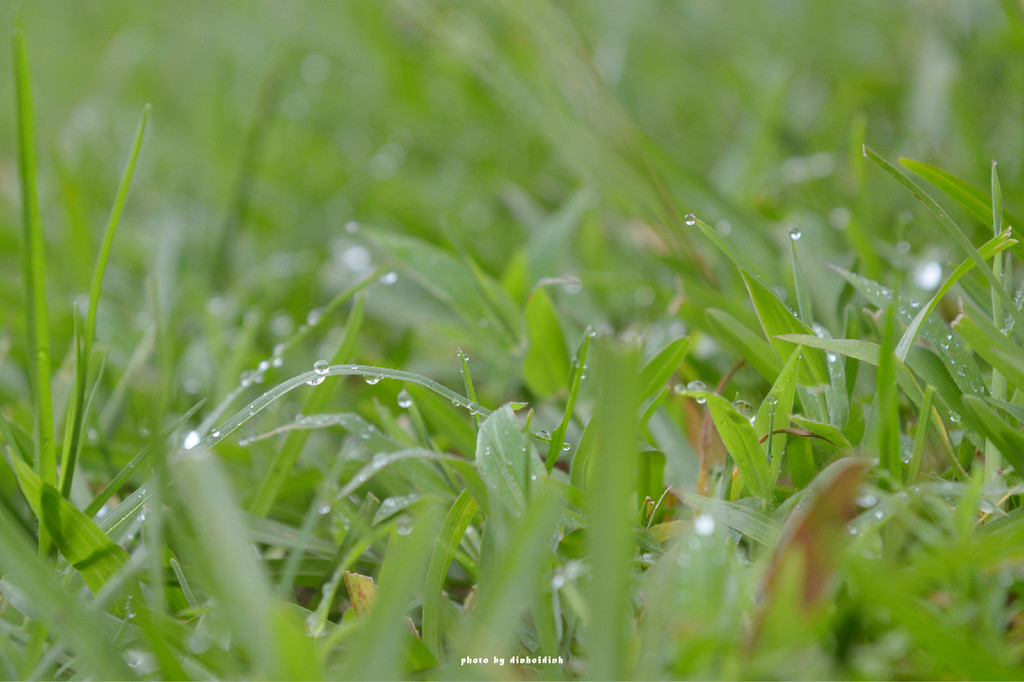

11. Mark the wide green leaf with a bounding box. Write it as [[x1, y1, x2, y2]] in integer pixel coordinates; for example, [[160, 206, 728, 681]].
[[8, 454, 128, 595], [475, 404, 547, 516]]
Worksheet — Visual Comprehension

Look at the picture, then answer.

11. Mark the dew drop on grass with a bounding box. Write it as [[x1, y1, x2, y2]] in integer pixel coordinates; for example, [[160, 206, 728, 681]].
[[562, 441, 571, 451], [257, 360, 270, 372], [313, 360, 330, 375], [211, 430, 221, 439], [684, 213, 697, 226], [765, 394, 779, 408], [364, 375, 380, 385], [826, 352, 837, 363], [306, 308, 322, 326], [183, 430, 200, 450], [397, 389, 413, 408], [694, 513, 715, 536], [307, 375, 325, 386], [317, 503, 331, 515], [379, 271, 399, 285], [731, 399, 753, 419], [788, 227, 802, 241]]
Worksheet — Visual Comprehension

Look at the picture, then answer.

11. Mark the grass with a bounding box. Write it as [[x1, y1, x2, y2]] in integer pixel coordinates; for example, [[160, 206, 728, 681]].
[[3, 2, 1024, 679]]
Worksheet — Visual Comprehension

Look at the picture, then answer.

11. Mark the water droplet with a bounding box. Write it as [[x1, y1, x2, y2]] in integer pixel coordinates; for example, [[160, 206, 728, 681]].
[[684, 213, 697, 226], [306, 308, 323, 326], [552, 574, 565, 589], [587, 328, 597, 338], [765, 395, 779, 407], [183, 430, 200, 450], [239, 370, 253, 387], [365, 376, 380, 385], [694, 513, 715, 536], [562, 441, 571, 451], [396, 522, 413, 536], [896, 240, 911, 255], [125, 595, 136, 619], [538, 430, 551, 439], [826, 352, 837, 363], [873, 509, 884, 520], [272, 356, 284, 368], [307, 375, 325, 386], [855, 493, 878, 508], [530, 474, 538, 481], [788, 227, 802, 241], [313, 360, 330, 375], [731, 399, 754, 419], [397, 389, 413, 408], [341, 245, 372, 272], [345, 221, 359, 234], [211, 430, 221, 439], [914, 261, 943, 290], [317, 503, 331, 515], [379, 271, 398, 285], [672, 383, 685, 394], [949, 412, 960, 424]]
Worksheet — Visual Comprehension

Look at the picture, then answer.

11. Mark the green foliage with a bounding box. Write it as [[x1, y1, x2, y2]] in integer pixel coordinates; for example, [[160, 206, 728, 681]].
[[3, 3, 1024, 680]]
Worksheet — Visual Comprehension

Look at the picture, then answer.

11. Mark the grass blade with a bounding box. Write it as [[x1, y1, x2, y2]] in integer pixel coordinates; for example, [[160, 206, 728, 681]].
[[422, 489, 479, 658], [13, 22, 55, 490], [864, 146, 1024, 343], [522, 287, 569, 398], [7, 453, 130, 596]]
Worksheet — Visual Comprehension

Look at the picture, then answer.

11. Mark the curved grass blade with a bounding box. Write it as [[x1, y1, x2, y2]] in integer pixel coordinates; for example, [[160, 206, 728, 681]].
[[476, 404, 546, 516], [899, 157, 1023, 238], [961, 395, 1024, 476], [865, 146, 1024, 343], [753, 346, 801, 483], [638, 336, 691, 403], [951, 311, 1024, 390], [831, 264, 985, 396], [895, 228, 1015, 360]]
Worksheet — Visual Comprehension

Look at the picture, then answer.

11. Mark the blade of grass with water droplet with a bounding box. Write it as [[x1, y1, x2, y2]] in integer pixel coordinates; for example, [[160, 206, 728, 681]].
[[962, 395, 1024, 476], [753, 347, 801, 483], [681, 391, 773, 500], [13, 24, 55, 494], [865, 146, 1024, 343], [546, 327, 592, 471], [951, 311, 1024, 390], [670, 488, 781, 546], [423, 489, 479, 658], [705, 308, 783, 381], [832, 264, 985, 396], [895, 229, 1015, 361], [476, 404, 546, 517]]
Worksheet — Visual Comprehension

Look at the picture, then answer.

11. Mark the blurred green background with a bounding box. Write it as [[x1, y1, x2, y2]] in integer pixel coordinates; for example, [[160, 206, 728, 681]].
[[0, 0, 1021, 473]]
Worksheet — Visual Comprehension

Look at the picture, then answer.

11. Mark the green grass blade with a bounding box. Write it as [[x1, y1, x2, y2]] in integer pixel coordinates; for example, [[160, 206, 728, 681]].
[[865, 146, 1024, 343], [705, 308, 783, 381], [895, 228, 1015, 360], [832, 263, 985, 396], [584, 341, 638, 680], [637, 336, 691, 403], [476, 404, 547, 517], [899, 156, 1023, 237], [8, 453, 129, 596], [522, 287, 570, 398], [546, 327, 592, 471], [753, 346, 801, 483], [682, 391, 773, 500], [907, 386, 935, 484], [341, 509, 442, 680], [83, 399, 204, 518], [960, 396, 1024, 479], [952, 311, 1024, 390], [876, 310, 901, 479], [422, 489, 479, 658], [13, 23, 54, 490], [670, 488, 782, 546], [0, 503, 133, 680], [249, 292, 366, 516]]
